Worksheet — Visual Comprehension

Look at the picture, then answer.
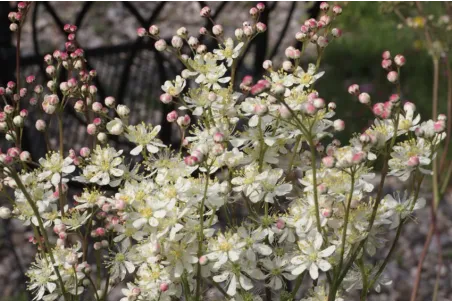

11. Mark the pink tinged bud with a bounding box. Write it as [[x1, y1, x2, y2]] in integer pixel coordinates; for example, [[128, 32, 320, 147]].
[[213, 132, 224, 142], [322, 156, 335, 168], [132, 287, 141, 296], [381, 59, 392, 70], [250, 81, 270, 96], [282, 60, 293, 72], [328, 102, 336, 111], [434, 120, 446, 133], [160, 93, 172, 104], [10, 23, 18, 32], [155, 39, 167, 52], [313, 98, 325, 109], [20, 151, 31, 162], [243, 25, 254, 36], [438, 114, 447, 121], [321, 207, 332, 218], [184, 155, 197, 166], [93, 117, 102, 126], [7, 147, 20, 158], [115, 199, 126, 211], [317, 183, 328, 194], [242, 75, 253, 86], [352, 151, 366, 164], [348, 84, 360, 96], [160, 283, 169, 292], [93, 242, 102, 250], [387, 71, 398, 83], [394, 54, 406, 67], [95, 227, 106, 237], [59, 232, 67, 240], [166, 110, 178, 122], [199, 255, 208, 266], [249, 7, 258, 16], [256, 2, 265, 11], [87, 124, 97, 135], [26, 75, 35, 84], [359, 133, 370, 144], [303, 102, 317, 115], [382, 50, 391, 60], [295, 32, 307, 41], [104, 96, 115, 108], [19, 109, 28, 117], [331, 28, 342, 38], [333, 119, 345, 131], [35, 119, 47, 131], [199, 27, 208, 35], [276, 218, 285, 230], [372, 103, 384, 117], [74, 100, 85, 112], [317, 36, 329, 48], [320, 2, 329, 11], [137, 27, 146, 37], [4, 105, 14, 114], [407, 156, 420, 167], [332, 5, 342, 14], [2, 155, 14, 165], [200, 6, 211, 17], [212, 24, 223, 36], [92, 102, 103, 112], [149, 25, 159, 35], [171, 35, 184, 49], [177, 114, 191, 127], [256, 22, 267, 33], [358, 92, 371, 105], [389, 94, 400, 104], [46, 65, 56, 76], [211, 143, 225, 156]]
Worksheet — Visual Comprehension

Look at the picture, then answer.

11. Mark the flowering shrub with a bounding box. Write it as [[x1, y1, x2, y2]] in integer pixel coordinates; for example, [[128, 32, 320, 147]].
[[0, 2, 448, 301]]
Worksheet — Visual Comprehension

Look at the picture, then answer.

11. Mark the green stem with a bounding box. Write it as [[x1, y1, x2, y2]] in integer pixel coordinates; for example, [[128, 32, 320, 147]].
[[10, 171, 69, 300], [290, 272, 306, 300], [195, 170, 210, 300]]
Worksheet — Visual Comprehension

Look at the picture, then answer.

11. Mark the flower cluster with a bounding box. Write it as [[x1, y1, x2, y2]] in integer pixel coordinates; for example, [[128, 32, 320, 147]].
[[0, 2, 448, 301]]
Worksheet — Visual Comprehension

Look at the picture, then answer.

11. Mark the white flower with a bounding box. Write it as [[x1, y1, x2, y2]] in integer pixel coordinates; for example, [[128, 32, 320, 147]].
[[161, 75, 186, 96], [213, 38, 244, 67], [107, 118, 124, 135], [125, 123, 165, 156], [291, 232, 336, 279], [38, 152, 75, 187]]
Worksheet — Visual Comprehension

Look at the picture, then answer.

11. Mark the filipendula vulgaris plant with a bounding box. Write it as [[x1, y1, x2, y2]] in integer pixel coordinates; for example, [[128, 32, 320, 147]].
[[0, 2, 447, 301]]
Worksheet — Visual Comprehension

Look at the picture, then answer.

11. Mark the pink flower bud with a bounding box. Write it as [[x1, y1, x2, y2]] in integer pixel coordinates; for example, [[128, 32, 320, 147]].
[[160, 93, 172, 104], [320, 2, 329, 11], [200, 6, 211, 17], [332, 5, 342, 15], [253, 104, 268, 116], [199, 27, 208, 35], [438, 114, 447, 121], [115, 199, 126, 211], [381, 59, 392, 70], [256, 22, 267, 33], [295, 32, 308, 41], [149, 25, 159, 35], [250, 80, 270, 96], [276, 218, 285, 230], [105, 96, 115, 108], [19, 109, 28, 117], [278, 105, 291, 119], [87, 124, 97, 135], [407, 156, 420, 167], [7, 147, 20, 158], [59, 232, 67, 240], [95, 227, 106, 237], [249, 7, 258, 16], [184, 155, 198, 166], [328, 102, 336, 111], [212, 24, 223, 36], [242, 75, 253, 86], [434, 120, 446, 133], [313, 98, 325, 109], [35, 119, 47, 131], [387, 71, 398, 83], [137, 27, 146, 37], [321, 207, 332, 218], [382, 50, 391, 60], [93, 117, 102, 126], [322, 156, 335, 168], [389, 94, 400, 104], [93, 242, 102, 250], [155, 39, 167, 52], [213, 132, 224, 142], [333, 119, 345, 131], [348, 84, 360, 96], [160, 283, 169, 292], [177, 115, 191, 128], [171, 35, 184, 49], [92, 102, 103, 112], [317, 36, 329, 48], [331, 28, 342, 38], [132, 287, 141, 296], [394, 54, 406, 67], [199, 255, 208, 265], [256, 2, 265, 11], [211, 143, 225, 156], [372, 103, 384, 117], [166, 110, 178, 122], [303, 102, 317, 115], [358, 92, 371, 105], [19, 151, 31, 162]]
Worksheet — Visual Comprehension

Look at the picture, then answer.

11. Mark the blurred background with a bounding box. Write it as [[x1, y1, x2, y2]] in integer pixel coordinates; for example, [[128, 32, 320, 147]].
[[0, 1, 451, 300]]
